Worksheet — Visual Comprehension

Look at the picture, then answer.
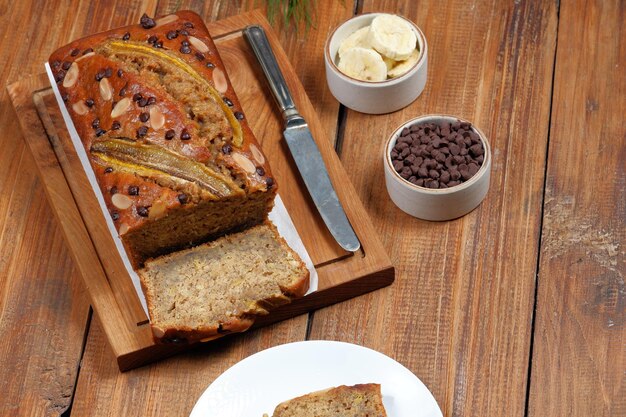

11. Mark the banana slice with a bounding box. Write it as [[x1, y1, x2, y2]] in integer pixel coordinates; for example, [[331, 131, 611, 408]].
[[387, 48, 420, 78], [338, 26, 371, 59], [368, 14, 417, 61], [383, 56, 396, 72], [338, 47, 388, 82]]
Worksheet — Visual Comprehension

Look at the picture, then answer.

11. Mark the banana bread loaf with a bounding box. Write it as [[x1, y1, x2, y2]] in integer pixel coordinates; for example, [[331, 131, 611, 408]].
[[49, 11, 276, 266], [138, 221, 309, 343], [271, 384, 388, 417]]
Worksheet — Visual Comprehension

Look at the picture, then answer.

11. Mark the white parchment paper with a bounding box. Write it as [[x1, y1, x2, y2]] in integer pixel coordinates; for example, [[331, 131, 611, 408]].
[[45, 63, 317, 317]]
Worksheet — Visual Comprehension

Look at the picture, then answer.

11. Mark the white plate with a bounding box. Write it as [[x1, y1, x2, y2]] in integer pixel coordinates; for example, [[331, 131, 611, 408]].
[[190, 340, 442, 417]]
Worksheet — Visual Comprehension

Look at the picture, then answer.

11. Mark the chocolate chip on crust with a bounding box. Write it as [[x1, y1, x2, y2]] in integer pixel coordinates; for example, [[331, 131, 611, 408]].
[[140, 13, 156, 29]]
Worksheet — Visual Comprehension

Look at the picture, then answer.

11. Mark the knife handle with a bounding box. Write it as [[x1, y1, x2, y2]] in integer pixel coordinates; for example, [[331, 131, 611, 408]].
[[243, 25, 299, 121]]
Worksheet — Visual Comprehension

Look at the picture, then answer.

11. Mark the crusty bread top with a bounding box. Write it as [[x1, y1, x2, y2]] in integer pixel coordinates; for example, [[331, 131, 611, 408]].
[[272, 383, 388, 417], [48, 11, 275, 237]]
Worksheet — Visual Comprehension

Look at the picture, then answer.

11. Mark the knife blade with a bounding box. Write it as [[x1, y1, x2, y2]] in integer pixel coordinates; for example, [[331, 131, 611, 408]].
[[243, 25, 360, 252]]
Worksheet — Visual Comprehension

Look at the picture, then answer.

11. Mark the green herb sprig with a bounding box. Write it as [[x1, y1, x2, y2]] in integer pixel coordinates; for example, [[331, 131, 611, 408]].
[[266, 0, 314, 32]]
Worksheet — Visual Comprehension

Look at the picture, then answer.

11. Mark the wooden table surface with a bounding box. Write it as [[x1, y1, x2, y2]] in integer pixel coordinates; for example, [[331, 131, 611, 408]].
[[0, 0, 623, 416]]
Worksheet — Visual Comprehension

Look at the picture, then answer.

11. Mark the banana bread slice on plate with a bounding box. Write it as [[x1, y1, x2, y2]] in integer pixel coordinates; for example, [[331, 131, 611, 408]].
[[271, 383, 388, 417], [138, 221, 309, 343]]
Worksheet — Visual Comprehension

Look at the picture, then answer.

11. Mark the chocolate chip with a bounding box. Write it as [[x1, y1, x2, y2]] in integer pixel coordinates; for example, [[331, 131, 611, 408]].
[[147, 96, 156, 105], [266, 177, 274, 189], [62, 94, 69, 102], [165, 129, 175, 140], [111, 211, 120, 221], [223, 97, 233, 107], [111, 120, 121, 130], [52, 60, 61, 69], [147, 35, 158, 44], [140, 13, 156, 29], [391, 120, 484, 189], [195, 52, 205, 61], [256, 167, 265, 176], [119, 83, 128, 97], [95, 128, 106, 137], [136, 126, 148, 138], [179, 29, 189, 36], [177, 193, 189, 204], [117, 69, 124, 77], [234, 111, 244, 120], [104, 67, 112, 78], [104, 167, 113, 174], [133, 93, 143, 102], [469, 143, 484, 157], [138, 98, 148, 107], [180, 129, 191, 140], [184, 22, 194, 28], [122, 32, 130, 41], [166, 30, 178, 40], [92, 118, 100, 129], [55, 70, 66, 82], [155, 40, 163, 48], [181, 40, 190, 47], [110, 186, 118, 194], [70, 48, 80, 56], [128, 185, 139, 195], [205, 62, 215, 68], [180, 46, 191, 54], [61, 61, 71, 70], [222, 143, 232, 154], [139, 112, 150, 122], [95, 70, 105, 81], [137, 206, 149, 217], [85, 98, 95, 107]]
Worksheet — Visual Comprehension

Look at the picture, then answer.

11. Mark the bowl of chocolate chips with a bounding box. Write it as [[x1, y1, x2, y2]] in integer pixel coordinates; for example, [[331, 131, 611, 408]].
[[384, 115, 491, 220]]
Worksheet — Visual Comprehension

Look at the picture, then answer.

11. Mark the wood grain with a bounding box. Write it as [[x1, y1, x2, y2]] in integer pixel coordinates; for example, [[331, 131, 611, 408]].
[[308, 2, 558, 417], [528, 1, 626, 416]]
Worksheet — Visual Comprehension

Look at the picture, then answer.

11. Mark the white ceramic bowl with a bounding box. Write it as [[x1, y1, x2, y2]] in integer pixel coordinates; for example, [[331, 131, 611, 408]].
[[324, 13, 428, 114], [383, 115, 492, 221]]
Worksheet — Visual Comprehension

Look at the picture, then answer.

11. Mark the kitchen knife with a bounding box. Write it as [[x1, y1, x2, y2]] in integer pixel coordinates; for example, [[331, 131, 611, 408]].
[[243, 25, 360, 252]]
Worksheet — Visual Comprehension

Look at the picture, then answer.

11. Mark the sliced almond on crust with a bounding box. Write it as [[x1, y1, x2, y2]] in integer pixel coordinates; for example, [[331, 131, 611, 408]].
[[188, 36, 209, 53], [63, 63, 79, 88], [212, 67, 228, 94], [148, 200, 167, 220], [111, 193, 133, 210], [72, 101, 89, 115], [111, 97, 131, 118], [149, 106, 165, 130], [249, 144, 265, 165], [99, 77, 113, 101], [75, 52, 95, 62], [118, 222, 130, 235], [232, 152, 256, 174]]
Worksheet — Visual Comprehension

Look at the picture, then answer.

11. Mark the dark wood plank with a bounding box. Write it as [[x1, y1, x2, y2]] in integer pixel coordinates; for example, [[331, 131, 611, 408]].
[[528, 1, 625, 416], [308, 2, 558, 417]]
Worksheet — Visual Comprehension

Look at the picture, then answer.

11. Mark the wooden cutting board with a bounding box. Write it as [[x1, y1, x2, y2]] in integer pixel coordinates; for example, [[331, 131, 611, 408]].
[[7, 10, 394, 371]]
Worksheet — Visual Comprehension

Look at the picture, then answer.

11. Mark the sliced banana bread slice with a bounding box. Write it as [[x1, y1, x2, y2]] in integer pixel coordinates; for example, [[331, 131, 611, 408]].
[[272, 384, 388, 417], [138, 221, 309, 343]]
